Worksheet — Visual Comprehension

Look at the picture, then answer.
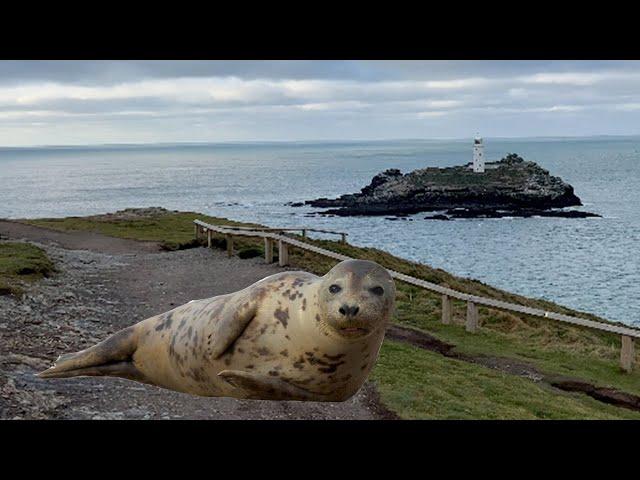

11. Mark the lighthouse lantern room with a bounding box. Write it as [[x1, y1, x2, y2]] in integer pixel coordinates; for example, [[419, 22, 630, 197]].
[[472, 136, 485, 173]]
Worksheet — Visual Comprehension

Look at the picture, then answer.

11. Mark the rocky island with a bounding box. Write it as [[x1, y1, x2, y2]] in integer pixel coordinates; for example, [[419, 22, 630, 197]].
[[305, 154, 600, 219]]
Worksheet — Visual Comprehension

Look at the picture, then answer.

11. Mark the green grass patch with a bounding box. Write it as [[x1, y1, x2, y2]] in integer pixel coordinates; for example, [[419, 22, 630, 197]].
[[237, 246, 264, 259], [25, 209, 262, 251], [0, 242, 55, 295], [371, 340, 640, 419]]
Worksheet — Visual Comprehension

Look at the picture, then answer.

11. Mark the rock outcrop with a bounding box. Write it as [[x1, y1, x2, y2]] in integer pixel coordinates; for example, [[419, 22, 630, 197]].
[[306, 153, 599, 219]]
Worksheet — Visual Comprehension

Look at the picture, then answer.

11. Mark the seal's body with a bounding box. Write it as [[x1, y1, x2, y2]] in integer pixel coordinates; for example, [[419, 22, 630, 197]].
[[39, 260, 396, 402]]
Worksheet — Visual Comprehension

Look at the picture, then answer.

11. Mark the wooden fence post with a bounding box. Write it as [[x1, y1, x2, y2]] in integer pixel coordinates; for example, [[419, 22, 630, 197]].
[[442, 294, 453, 325], [302, 229, 307, 239], [466, 301, 478, 333], [341, 233, 346, 244], [194, 224, 199, 240], [226, 234, 233, 257], [621, 335, 635, 373], [278, 240, 289, 266], [207, 230, 212, 248], [264, 238, 274, 263]]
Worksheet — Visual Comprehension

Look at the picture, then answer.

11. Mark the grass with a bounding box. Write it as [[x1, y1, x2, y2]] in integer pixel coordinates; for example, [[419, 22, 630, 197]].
[[27, 210, 262, 251], [371, 340, 640, 419], [22, 209, 640, 418], [0, 242, 55, 295]]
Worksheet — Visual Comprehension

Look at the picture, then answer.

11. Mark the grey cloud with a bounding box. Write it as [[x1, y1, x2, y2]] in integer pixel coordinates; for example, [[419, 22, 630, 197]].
[[1, 60, 640, 145]]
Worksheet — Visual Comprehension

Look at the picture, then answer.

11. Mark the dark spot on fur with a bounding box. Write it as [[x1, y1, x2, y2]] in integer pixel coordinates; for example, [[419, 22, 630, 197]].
[[274, 307, 289, 328], [302, 298, 307, 311], [245, 364, 255, 369], [280, 349, 289, 357], [318, 362, 344, 374], [360, 363, 368, 370], [315, 314, 321, 322], [169, 334, 177, 357], [257, 347, 271, 356], [155, 312, 174, 331], [268, 370, 279, 377], [293, 356, 306, 370], [187, 367, 207, 383]]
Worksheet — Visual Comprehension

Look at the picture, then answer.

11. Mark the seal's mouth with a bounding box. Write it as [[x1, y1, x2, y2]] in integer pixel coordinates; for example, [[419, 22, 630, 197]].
[[338, 326, 369, 338]]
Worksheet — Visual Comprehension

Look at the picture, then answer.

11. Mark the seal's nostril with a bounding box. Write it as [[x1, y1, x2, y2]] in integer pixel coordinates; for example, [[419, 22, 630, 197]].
[[340, 305, 359, 316]]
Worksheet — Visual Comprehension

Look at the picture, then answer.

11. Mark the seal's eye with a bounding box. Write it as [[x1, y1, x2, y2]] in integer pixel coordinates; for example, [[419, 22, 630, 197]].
[[370, 286, 384, 296], [329, 284, 342, 294]]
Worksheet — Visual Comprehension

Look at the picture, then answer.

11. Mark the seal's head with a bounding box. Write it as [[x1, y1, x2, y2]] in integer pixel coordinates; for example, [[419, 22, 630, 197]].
[[317, 259, 396, 339]]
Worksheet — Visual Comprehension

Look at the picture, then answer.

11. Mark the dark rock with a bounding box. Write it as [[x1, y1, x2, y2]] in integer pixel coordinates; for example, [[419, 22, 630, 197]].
[[287, 202, 304, 207], [537, 210, 600, 218], [424, 214, 450, 221], [360, 169, 403, 196]]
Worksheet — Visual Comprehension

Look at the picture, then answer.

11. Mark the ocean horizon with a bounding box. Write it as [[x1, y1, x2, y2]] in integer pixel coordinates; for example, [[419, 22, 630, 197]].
[[2, 133, 640, 150], [1, 136, 638, 325]]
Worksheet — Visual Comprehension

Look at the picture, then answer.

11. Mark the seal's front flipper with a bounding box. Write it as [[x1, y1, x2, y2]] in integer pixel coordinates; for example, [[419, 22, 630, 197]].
[[218, 370, 330, 401], [207, 287, 262, 359], [38, 326, 143, 381]]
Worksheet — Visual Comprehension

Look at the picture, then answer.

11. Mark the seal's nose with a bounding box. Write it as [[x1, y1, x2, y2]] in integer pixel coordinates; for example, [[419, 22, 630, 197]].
[[339, 305, 360, 317]]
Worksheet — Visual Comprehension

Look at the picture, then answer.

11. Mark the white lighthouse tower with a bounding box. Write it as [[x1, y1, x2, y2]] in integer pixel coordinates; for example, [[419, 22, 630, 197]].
[[472, 135, 485, 173]]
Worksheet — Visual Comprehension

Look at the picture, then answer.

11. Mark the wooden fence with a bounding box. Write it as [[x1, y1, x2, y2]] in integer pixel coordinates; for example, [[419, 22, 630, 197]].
[[193, 219, 639, 373]]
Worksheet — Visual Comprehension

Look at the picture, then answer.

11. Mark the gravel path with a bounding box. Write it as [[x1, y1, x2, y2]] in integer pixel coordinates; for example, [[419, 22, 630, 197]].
[[0, 222, 393, 419]]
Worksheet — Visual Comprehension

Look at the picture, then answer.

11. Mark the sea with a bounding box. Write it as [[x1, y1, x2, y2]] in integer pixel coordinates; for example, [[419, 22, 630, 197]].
[[1, 137, 638, 325]]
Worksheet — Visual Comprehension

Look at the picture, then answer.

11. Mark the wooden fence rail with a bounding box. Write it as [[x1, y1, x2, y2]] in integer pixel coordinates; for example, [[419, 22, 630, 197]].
[[209, 224, 348, 243], [193, 219, 639, 373]]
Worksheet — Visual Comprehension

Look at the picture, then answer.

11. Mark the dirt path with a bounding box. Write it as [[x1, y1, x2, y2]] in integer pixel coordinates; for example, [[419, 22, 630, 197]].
[[0, 222, 393, 420]]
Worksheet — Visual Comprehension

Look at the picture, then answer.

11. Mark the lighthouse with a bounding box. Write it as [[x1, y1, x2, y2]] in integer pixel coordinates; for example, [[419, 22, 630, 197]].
[[472, 135, 485, 173]]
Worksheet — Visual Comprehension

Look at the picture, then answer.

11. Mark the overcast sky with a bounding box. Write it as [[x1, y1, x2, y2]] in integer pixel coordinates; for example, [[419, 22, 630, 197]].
[[1, 60, 640, 146]]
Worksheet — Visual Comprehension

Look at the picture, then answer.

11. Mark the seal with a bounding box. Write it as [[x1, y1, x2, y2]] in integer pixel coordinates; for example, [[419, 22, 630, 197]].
[[38, 259, 396, 402]]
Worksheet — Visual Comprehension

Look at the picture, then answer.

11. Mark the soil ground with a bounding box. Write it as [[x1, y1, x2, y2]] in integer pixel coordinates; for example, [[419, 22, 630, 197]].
[[0, 220, 393, 420]]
